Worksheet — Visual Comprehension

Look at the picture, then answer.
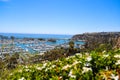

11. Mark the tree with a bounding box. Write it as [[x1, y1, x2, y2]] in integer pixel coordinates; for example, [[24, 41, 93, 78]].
[[69, 41, 74, 49], [6, 53, 19, 69], [67, 41, 75, 56], [10, 36, 15, 41], [10, 36, 15, 50]]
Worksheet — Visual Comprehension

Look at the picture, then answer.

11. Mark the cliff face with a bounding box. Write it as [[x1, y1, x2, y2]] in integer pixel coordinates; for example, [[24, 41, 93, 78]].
[[72, 32, 120, 49], [72, 32, 120, 40], [114, 37, 120, 49]]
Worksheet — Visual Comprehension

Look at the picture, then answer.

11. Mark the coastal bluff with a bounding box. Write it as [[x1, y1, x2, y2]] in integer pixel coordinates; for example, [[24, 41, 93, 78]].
[[72, 32, 120, 49]]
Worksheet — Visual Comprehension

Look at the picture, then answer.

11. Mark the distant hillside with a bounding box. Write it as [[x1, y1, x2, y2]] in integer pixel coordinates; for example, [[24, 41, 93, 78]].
[[72, 32, 120, 50]]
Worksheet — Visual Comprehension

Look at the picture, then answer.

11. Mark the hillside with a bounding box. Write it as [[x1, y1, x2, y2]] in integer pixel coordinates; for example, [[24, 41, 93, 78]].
[[72, 32, 120, 50], [2, 49, 120, 80], [72, 32, 120, 40]]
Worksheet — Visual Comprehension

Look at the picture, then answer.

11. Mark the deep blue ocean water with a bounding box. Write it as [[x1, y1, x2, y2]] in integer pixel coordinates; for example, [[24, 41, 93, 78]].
[[0, 33, 72, 39]]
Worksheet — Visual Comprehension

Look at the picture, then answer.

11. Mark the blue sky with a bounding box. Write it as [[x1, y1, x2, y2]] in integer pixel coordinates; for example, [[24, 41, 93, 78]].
[[0, 0, 120, 35]]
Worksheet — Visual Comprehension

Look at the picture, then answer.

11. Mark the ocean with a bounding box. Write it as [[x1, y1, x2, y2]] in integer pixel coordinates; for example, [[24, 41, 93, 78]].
[[0, 33, 72, 39]]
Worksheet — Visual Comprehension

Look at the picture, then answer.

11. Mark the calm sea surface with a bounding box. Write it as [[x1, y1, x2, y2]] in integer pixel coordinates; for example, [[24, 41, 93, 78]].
[[0, 33, 72, 39]]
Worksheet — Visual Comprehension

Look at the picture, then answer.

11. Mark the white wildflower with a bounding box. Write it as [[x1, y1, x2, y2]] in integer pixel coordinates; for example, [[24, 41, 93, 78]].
[[70, 74, 76, 78], [62, 64, 71, 70], [85, 63, 90, 67], [55, 59, 59, 62], [25, 69, 30, 72], [66, 56, 72, 60], [86, 56, 92, 61], [18, 69, 22, 73], [24, 66, 28, 68], [37, 67, 42, 70], [102, 74, 107, 80], [85, 52, 89, 55], [82, 67, 92, 73], [72, 61, 80, 66], [115, 60, 120, 65], [114, 54, 120, 58], [68, 70, 76, 78], [45, 68, 48, 72], [43, 63, 47, 68], [69, 70, 73, 76], [102, 50, 106, 53], [18, 77, 25, 80], [111, 74, 119, 80], [103, 54, 109, 58], [85, 52, 90, 56], [105, 66, 109, 70], [59, 76, 62, 79], [37, 63, 48, 71], [76, 53, 82, 57], [10, 73, 13, 76], [51, 65, 56, 68]]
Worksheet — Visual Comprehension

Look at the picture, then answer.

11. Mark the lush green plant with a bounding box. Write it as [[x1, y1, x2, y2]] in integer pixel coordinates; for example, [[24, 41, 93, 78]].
[[0, 49, 120, 80]]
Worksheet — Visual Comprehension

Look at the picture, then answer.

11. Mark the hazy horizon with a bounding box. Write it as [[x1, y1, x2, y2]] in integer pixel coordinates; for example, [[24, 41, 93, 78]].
[[1, 31, 120, 35]]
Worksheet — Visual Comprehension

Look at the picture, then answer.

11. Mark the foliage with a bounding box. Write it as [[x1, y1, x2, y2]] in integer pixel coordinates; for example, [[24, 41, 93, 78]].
[[90, 51, 117, 79], [0, 49, 119, 80]]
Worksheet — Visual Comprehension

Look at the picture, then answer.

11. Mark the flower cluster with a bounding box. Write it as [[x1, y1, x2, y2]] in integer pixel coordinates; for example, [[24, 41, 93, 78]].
[[6, 50, 120, 80]]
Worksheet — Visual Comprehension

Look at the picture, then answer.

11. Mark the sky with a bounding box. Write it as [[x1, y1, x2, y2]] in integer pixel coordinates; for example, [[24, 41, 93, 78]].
[[0, 0, 120, 35]]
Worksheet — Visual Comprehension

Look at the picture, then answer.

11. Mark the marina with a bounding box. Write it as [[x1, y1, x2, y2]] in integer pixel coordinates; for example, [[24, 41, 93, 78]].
[[0, 38, 85, 55], [0, 33, 85, 55], [0, 39, 70, 54]]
